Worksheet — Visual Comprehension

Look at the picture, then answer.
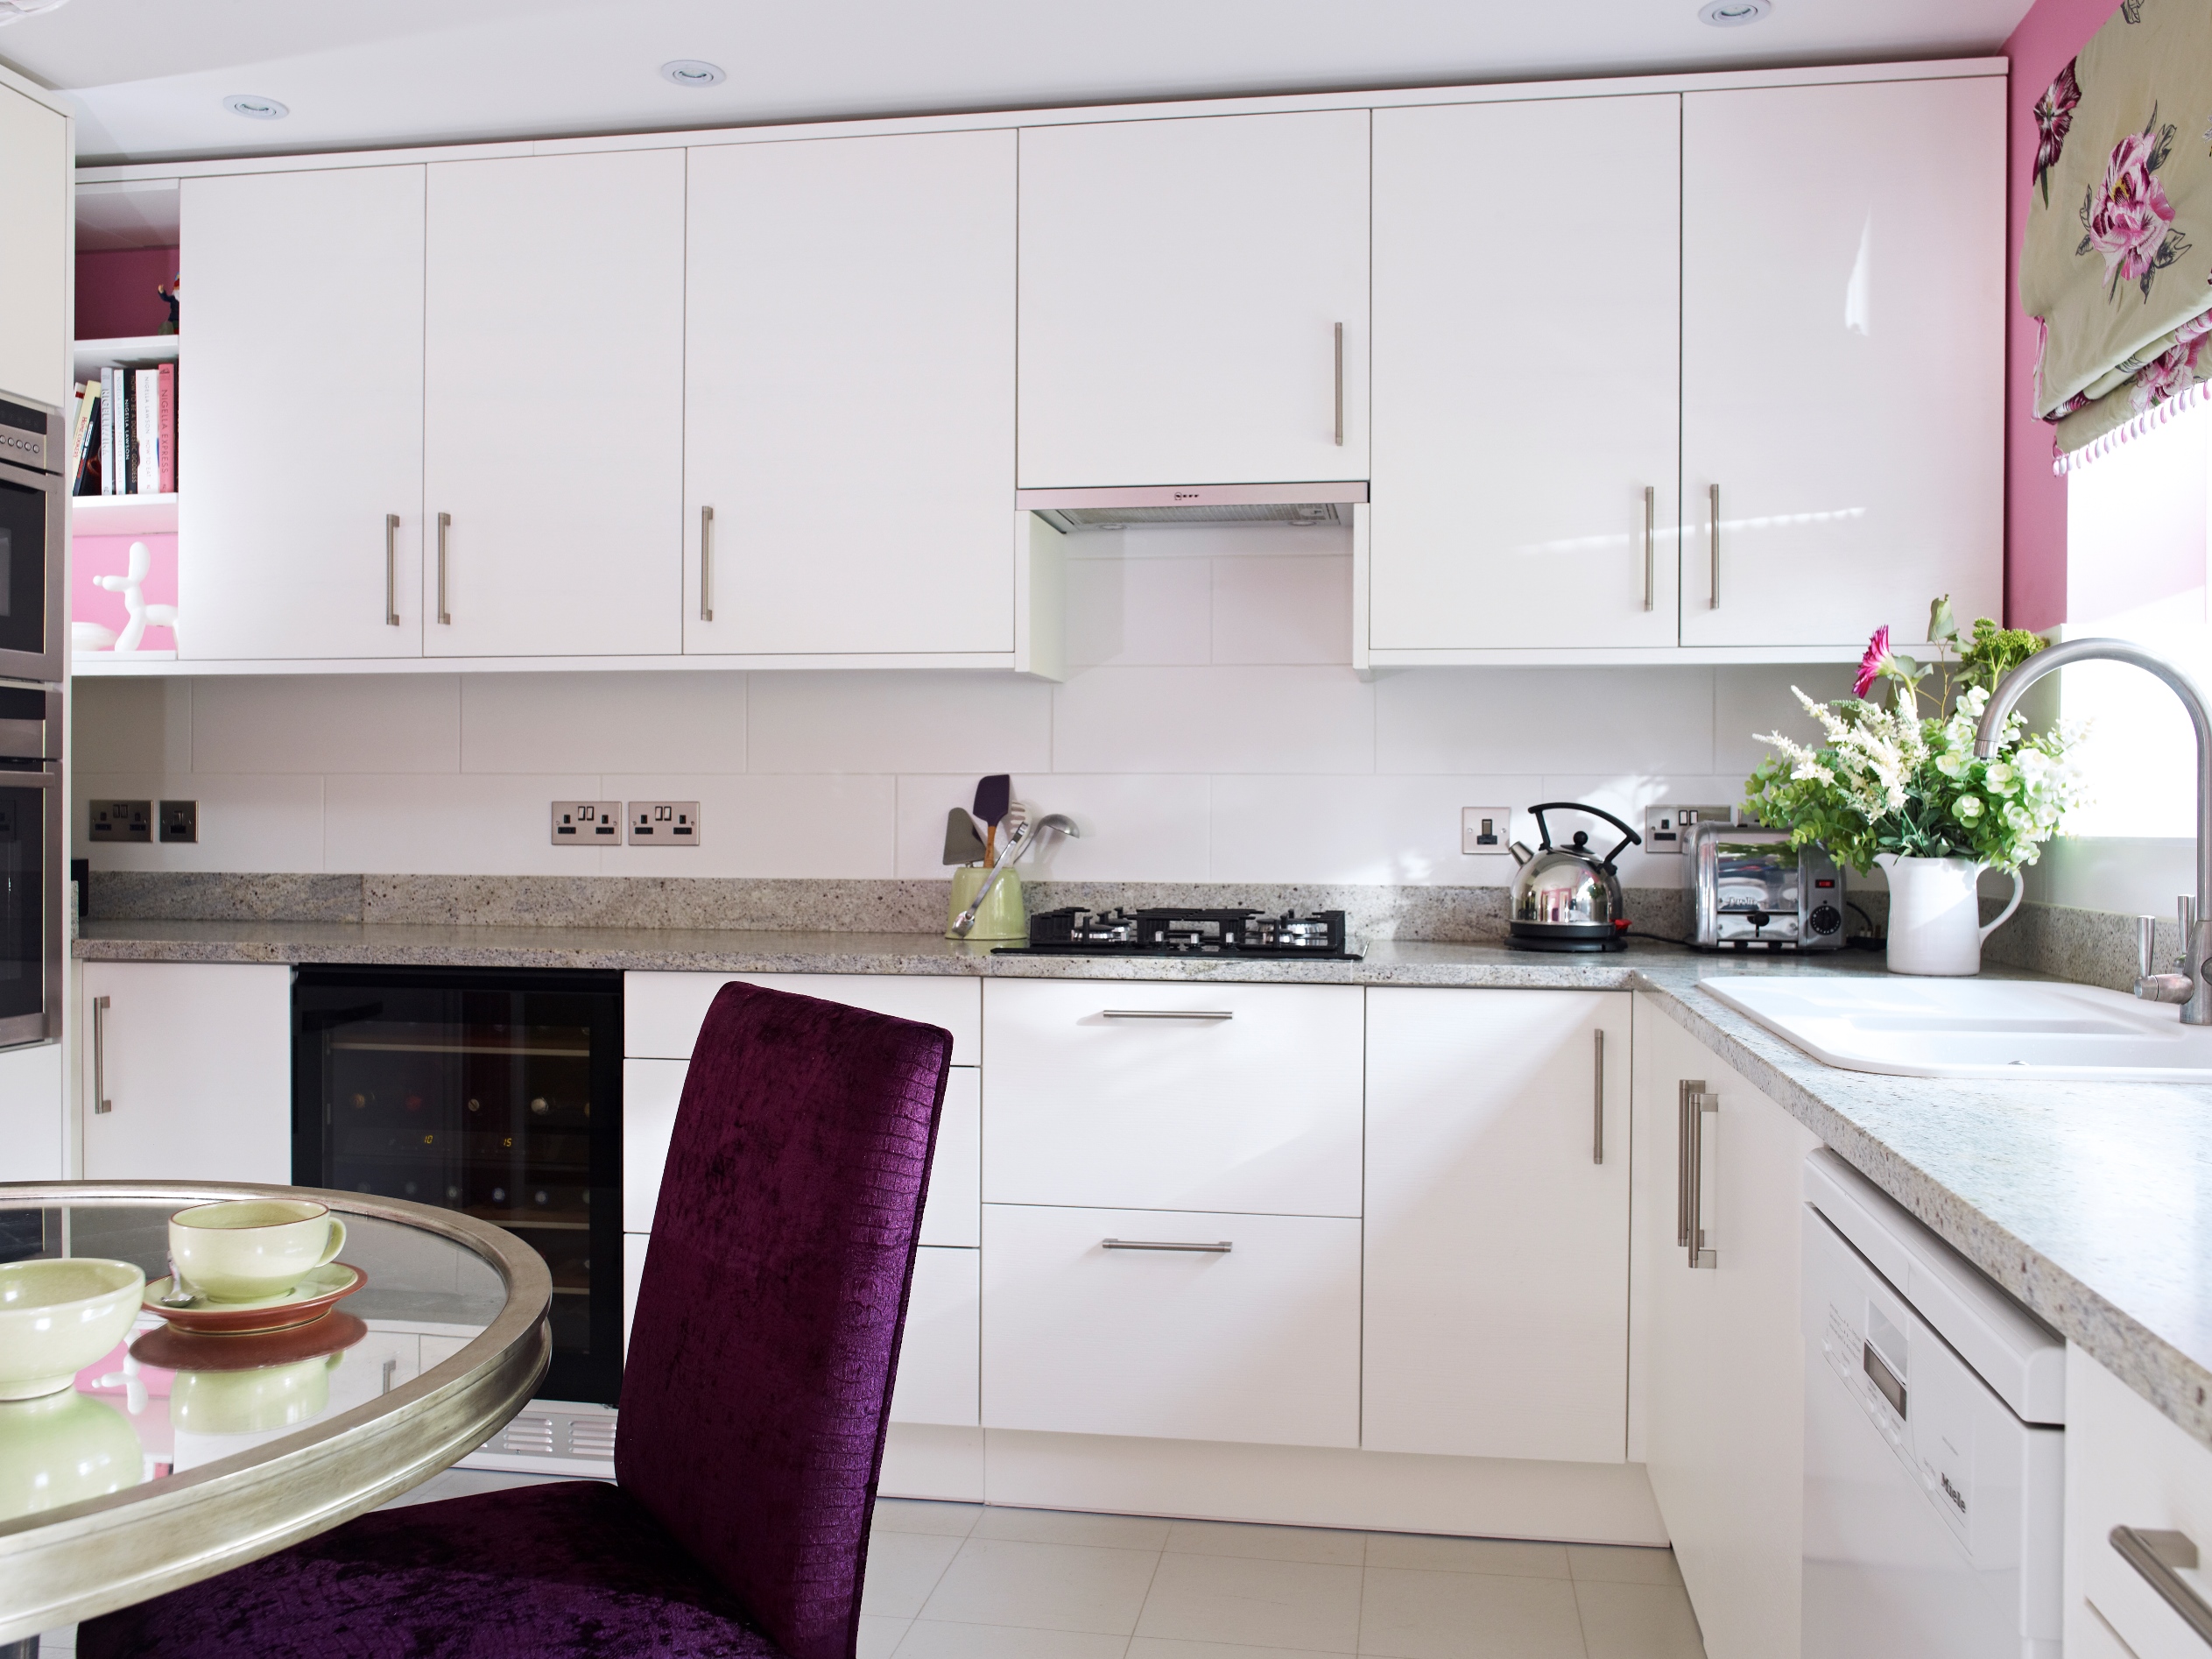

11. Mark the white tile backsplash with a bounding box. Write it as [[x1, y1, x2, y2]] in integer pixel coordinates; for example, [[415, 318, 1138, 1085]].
[[74, 540, 1836, 884]]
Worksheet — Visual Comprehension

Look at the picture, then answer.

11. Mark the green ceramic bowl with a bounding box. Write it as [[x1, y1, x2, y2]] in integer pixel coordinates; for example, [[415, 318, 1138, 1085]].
[[0, 1388, 141, 1520], [0, 1258, 145, 1400]]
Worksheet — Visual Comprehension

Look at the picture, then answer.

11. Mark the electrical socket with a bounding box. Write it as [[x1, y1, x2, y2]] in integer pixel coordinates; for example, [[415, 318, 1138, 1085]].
[[1461, 806, 1514, 856], [88, 800, 152, 844], [552, 800, 623, 846], [1644, 803, 1736, 854], [159, 800, 197, 843], [628, 801, 701, 847]]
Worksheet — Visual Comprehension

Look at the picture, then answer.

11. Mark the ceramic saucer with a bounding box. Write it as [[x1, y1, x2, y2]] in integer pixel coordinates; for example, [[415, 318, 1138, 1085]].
[[141, 1262, 366, 1335], [130, 1310, 367, 1373]]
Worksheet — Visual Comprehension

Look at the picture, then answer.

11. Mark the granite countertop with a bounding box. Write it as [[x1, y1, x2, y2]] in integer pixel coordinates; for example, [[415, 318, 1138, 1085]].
[[75, 918, 2212, 1451]]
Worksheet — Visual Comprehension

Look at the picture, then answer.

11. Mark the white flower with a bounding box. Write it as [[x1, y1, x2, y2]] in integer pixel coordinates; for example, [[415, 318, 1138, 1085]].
[[1954, 794, 1983, 822]]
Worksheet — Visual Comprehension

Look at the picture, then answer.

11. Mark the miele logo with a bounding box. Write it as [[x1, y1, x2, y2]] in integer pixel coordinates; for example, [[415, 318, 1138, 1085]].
[[1940, 1473, 1967, 1515], [1173, 491, 1203, 501]]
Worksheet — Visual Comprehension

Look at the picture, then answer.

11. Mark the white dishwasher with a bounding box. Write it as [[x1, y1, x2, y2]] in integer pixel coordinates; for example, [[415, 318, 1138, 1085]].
[[1801, 1149, 2067, 1658]]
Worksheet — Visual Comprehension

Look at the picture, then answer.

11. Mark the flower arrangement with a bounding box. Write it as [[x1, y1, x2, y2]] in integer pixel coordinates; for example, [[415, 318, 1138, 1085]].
[[1743, 599, 2089, 873]]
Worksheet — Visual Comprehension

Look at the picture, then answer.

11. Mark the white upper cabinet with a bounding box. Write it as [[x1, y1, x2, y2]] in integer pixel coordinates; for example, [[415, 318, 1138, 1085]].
[[1369, 95, 1681, 655], [180, 166, 427, 661], [1680, 77, 2004, 648], [0, 83, 68, 403], [683, 131, 1017, 657], [1017, 110, 1370, 488], [422, 150, 686, 658]]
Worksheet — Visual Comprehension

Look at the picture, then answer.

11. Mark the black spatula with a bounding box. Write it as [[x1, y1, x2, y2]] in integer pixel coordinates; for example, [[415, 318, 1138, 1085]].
[[973, 774, 1011, 862], [942, 807, 986, 866]]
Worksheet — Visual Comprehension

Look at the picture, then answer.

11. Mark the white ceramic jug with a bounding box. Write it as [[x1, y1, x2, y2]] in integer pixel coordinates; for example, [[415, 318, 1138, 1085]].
[[1876, 853, 2025, 976]]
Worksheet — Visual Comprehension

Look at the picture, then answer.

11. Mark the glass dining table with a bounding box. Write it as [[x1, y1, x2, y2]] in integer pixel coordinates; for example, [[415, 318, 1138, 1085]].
[[0, 1182, 552, 1653]]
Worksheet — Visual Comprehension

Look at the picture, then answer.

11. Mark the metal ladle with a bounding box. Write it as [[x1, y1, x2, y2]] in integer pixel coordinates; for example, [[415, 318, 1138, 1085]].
[[950, 812, 1079, 939]]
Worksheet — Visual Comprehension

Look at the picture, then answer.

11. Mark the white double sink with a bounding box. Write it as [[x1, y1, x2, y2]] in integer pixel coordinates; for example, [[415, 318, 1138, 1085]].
[[1701, 974, 2212, 1081]]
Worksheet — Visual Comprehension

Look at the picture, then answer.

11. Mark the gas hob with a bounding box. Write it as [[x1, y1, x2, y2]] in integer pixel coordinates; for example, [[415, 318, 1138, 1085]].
[[991, 907, 1362, 960]]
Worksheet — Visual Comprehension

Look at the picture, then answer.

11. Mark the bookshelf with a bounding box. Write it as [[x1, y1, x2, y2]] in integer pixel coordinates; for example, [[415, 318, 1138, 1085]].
[[73, 333, 177, 380], [72, 493, 176, 535]]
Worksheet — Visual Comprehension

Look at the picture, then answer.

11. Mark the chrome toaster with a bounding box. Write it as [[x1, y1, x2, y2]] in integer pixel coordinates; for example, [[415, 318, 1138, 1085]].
[[1692, 822, 1846, 950]]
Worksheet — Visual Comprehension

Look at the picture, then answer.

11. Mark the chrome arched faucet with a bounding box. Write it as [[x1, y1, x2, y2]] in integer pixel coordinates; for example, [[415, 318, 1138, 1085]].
[[1976, 638, 2212, 1023]]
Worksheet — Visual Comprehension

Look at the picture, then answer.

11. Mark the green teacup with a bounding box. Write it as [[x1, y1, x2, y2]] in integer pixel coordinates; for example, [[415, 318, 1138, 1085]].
[[169, 1354, 341, 1437], [170, 1201, 347, 1303]]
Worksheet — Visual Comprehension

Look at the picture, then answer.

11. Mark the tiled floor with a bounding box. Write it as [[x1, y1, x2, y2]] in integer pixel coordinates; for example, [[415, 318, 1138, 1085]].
[[39, 1479, 1709, 1659]]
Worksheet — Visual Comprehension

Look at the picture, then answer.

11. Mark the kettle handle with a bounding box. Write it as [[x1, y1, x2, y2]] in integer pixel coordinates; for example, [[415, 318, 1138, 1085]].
[[1527, 801, 1645, 867]]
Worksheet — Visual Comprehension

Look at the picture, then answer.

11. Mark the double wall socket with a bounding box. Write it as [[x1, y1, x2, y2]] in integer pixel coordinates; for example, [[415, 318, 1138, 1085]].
[[1644, 804, 1736, 854], [89, 800, 152, 844], [1461, 807, 1514, 856], [552, 801, 623, 845], [550, 801, 702, 846], [629, 801, 700, 847]]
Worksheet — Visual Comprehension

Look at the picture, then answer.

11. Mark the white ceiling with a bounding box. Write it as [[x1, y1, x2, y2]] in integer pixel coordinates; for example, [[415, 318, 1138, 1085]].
[[4, 0, 2034, 169]]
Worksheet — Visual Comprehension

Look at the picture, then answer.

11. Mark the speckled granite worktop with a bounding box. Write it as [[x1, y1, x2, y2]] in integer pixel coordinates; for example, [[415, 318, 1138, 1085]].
[[76, 918, 2212, 1451]]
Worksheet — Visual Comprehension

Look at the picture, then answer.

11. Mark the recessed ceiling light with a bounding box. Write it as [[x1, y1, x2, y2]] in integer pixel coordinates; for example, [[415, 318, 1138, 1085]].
[[1699, 0, 1770, 22], [660, 60, 726, 88], [222, 94, 290, 120]]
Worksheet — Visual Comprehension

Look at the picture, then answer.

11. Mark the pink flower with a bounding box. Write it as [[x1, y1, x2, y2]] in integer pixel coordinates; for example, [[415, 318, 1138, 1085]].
[[1856, 625, 1892, 700], [2133, 311, 2212, 409], [2087, 130, 2178, 289], [2033, 60, 2080, 207]]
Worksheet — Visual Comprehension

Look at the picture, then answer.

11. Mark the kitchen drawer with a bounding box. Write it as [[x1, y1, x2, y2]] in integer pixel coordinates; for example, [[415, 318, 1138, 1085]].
[[623, 971, 980, 1063], [2068, 1345, 2212, 1659], [623, 1059, 978, 1247], [981, 1203, 1360, 1447], [981, 980, 1363, 1215], [891, 1246, 981, 1428]]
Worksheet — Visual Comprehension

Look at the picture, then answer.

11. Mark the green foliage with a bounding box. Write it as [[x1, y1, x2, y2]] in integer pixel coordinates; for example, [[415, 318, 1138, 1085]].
[[1955, 618, 2046, 698]]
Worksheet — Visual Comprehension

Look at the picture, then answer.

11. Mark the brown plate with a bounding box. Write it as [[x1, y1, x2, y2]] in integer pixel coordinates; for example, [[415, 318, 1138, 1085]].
[[130, 1310, 369, 1373], [142, 1262, 367, 1335]]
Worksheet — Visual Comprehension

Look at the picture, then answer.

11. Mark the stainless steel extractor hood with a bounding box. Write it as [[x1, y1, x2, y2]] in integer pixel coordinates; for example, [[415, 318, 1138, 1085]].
[[1017, 481, 1368, 533]]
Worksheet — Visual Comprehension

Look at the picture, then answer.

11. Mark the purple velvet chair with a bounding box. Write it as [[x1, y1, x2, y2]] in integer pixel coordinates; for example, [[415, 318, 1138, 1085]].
[[81, 982, 955, 1659]]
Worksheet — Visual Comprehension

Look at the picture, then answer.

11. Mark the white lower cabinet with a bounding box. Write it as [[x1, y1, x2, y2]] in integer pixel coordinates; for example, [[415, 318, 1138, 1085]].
[[892, 1246, 981, 1428], [981, 1202, 1361, 1447], [1363, 988, 1632, 1464], [1634, 995, 1819, 1659], [79, 962, 292, 1183], [2066, 1344, 2212, 1659]]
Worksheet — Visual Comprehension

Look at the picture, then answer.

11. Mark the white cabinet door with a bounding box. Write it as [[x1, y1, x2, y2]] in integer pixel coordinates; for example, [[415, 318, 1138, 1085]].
[[1680, 77, 2004, 647], [1369, 96, 1680, 653], [1363, 988, 1631, 1464], [1635, 995, 1817, 1659], [983, 979, 1363, 1216], [0, 85, 67, 403], [982, 1202, 1361, 1447], [180, 166, 427, 660], [891, 1246, 981, 1427], [624, 971, 980, 1064], [422, 151, 685, 658], [81, 963, 292, 1183], [1018, 111, 1370, 487], [684, 131, 1017, 656]]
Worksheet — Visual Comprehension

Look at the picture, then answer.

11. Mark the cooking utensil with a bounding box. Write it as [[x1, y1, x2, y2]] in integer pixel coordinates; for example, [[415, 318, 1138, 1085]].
[[1505, 801, 1643, 953], [950, 813, 1078, 938], [941, 807, 986, 866], [973, 774, 1011, 863]]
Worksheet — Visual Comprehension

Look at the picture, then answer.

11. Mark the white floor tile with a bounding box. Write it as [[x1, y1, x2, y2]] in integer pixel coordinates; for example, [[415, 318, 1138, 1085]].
[[34, 1628, 75, 1652], [1362, 1535, 1571, 1579], [974, 1507, 1175, 1550], [1358, 1567, 1585, 1659], [877, 1498, 986, 1537], [1129, 1641, 1340, 1659], [862, 1528, 967, 1619], [1574, 1579, 1708, 1659], [920, 1536, 1161, 1634], [860, 1614, 914, 1659], [1134, 1551, 1362, 1653], [1565, 1544, 1684, 1587], [897, 1620, 1133, 1658], [1164, 1518, 1366, 1566]]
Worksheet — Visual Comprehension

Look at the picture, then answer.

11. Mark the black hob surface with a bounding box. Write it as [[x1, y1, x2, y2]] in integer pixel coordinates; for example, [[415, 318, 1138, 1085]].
[[992, 907, 1363, 960]]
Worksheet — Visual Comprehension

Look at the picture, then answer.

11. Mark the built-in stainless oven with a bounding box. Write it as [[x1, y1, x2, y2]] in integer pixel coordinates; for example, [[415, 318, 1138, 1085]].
[[0, 392, 66, 685], [0, 685, 64, 1048]]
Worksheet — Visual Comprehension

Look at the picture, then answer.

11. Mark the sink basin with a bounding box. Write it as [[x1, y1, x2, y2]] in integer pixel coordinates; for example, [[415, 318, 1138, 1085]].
[[1700, 974, 2212, 1081]]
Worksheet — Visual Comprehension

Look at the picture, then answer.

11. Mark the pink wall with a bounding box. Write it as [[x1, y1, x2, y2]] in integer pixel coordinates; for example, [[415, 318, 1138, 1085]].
[[72, 533, 177, 653], [76, 247, 179, 342], [2004, 0, 2118, 630]]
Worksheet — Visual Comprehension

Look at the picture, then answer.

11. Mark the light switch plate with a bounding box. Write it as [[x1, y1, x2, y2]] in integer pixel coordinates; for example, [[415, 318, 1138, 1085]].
[[1644, 803, 1736, 854], [628, 801, 701, 847], [552, 801, 623, 846], [1461, 806, 1513, 856], [89, 800, 152, 844]]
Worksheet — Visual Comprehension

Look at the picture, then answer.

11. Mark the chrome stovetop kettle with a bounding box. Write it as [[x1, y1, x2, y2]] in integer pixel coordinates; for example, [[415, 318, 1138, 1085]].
[[1508, 801, 1644, 953]]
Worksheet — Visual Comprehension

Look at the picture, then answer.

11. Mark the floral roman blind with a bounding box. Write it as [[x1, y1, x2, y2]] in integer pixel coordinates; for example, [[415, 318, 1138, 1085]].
[[2021, 0, 2212, 469]]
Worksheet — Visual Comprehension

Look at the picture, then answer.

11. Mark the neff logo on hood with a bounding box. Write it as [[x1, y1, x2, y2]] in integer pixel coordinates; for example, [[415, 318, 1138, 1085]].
[[1940, 1472, 1967, 1515]]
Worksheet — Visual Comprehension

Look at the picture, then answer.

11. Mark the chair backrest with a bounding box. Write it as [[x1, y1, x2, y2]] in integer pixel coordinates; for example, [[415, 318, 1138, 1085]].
[[616, 981, 953, 1659]]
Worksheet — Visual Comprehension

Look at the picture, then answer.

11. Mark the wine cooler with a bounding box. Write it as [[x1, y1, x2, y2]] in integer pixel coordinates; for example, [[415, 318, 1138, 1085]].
[[293, 966, 623, 1403]]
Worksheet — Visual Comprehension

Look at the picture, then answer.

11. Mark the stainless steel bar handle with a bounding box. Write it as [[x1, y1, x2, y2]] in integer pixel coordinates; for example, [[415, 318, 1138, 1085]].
[[1677, 1079, 1695, 1246], [1103, 1239, 1233, 1253], [384, 514, 400, 626], [435, 512, 452, 625], [1332, 321, 1344, 447], [2111, 1526, 2212, 1644], [699, 505, 715, 623], [1641, 486, 1655, 613], [92, 994, 111, 1115], [1592, 1029, 1605, 1164], [1708, 484, 1721, 610], [1685, 1084, 1718, 1268], [1102, 1009, 1235, 1020]]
